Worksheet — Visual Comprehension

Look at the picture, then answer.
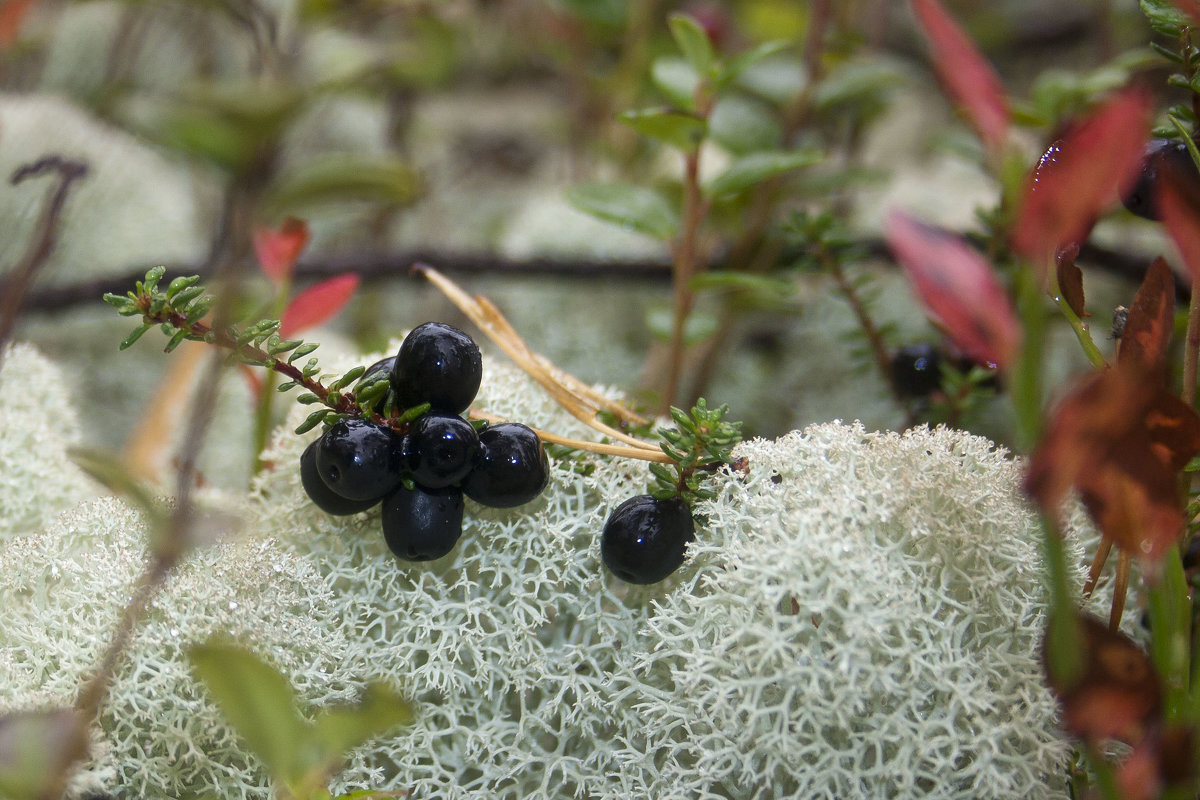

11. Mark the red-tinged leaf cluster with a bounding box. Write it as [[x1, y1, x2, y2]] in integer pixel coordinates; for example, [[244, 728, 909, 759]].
[[1026, 261, 1200, 561], [910, 0, 1010, 157], [885, 211, 1021, 370], [253, 217, 310, 284], [1042, 613, 1160, 744], [1012, 89, 1151, 269], [279, 273, 360, 337]]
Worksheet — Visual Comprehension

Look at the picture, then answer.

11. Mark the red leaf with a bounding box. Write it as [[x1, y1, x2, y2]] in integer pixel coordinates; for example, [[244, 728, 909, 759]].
[[280, 274, 359, 337], [1171, 0, 1200, 25], [1012, 90, 1151, 267], [911, 0, 1010, 157], [1118, 257, 1175, 377], [253, 217, 310, 284], [1159, 169, 1200, 285], [1043, 613, 1160, 744], [885, 211, 1021, 370], [0, 0, 33, 47]]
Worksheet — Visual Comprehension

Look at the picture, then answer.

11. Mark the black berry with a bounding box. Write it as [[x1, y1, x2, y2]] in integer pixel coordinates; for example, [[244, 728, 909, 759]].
[[382, 484, 464, 561], [462, 423, 550, 508], [1122, 138, 1199, 221], [391, 322, 483, 414], [314, 418, 406, 501], [890, 345, 943, 398], [600, 495, 695, 585], [406, 413, 480, 489], [299, 441, 380, 515]]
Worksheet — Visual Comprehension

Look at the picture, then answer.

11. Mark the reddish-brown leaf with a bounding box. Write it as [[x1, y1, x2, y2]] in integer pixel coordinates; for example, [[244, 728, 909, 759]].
[[1055, 242, 1086, 318], [1025, 368, 1151, 514], [280, 274, 359, 337], [1012, 90, 1151, 267], [253, 217, 309, 284], [910, 0, 1009, 157], [1159, 169, 1200, 285], [1026, 365, 1200, 560], [886, 211, 1021, 370], [1118, 257, 1175, 377], [1042, 612, 1161, 744]]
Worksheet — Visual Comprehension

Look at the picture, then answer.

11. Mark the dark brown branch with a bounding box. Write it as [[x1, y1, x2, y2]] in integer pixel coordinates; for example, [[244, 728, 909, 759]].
[[0, 155, 89, 365]]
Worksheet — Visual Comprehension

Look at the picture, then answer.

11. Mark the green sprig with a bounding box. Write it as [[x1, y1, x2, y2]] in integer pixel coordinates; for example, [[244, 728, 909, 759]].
[[650, 398, 743, 504]]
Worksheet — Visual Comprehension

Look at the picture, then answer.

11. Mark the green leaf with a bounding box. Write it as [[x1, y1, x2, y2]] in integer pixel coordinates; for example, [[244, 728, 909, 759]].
[[706, 149, 822, 198], [264, 155, 421, 215], [708, 94, 782, 155], [651, 56, 701, 110], [103, 292, 138, 314], [171, 285, 207, 309], [734, 54, 805, 106], [1140, 0, 1192, 35], [188, 641, 311, 786], [312, 682, 413, 756], [143, 265, 167, 292], [617, 108, 707, 152], [668, 13, 715, 78], [119, 323, 154, 351], [163, 329, 190, 353], [295, 409, 330, 434], [166, 274, 201, 301], [566, 183, 678, 240], [0, 709, 84, 800], [689, 270, 795, 296], [288, 342, 321, 363], [644, 306, 718, 344], [649, 461, 678, 486], [186, 296, 215, 323], [297, 393, 322, 405], [717, 40, 791, 90]]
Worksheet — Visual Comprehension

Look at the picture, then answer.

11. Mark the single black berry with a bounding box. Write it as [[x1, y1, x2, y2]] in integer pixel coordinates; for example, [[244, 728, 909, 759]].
[[600, 494, 695, 585], [462, 423, 550, 508], [300, 441, 381, 515], [1122, 138, 1199, 221], [314, 418, 406, 501], [406, 413, 480, 489], [391, 322, 483, 414], [890, 345, 943, 398], [382, 483, 464, 561]]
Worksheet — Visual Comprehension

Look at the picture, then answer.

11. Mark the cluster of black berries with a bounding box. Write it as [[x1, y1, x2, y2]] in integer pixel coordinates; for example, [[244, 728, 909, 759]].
[[300, 322, 550, 561]]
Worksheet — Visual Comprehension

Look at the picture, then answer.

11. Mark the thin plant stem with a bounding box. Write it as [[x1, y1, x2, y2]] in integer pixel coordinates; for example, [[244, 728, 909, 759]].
[[0, 156, 88, 371], [825, 253, 902, 407], [1055, 293, 1107, 370], [663, 144, 709, 413]]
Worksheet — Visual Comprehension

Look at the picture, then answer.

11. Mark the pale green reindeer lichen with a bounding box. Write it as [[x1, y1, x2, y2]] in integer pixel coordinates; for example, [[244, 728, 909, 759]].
[[0, 343, 1082, 799]]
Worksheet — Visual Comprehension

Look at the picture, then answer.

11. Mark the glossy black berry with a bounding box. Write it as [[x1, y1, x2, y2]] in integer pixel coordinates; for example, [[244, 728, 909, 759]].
[[314, 418, 406, 501], [382, 484, 464, 561], [462, 423, 550, 508], [406, 413, 480, 489], [601, 495, 695, 585], [299, 441, 380, 515], [890, 345, 943, 398], [1122, 138, 1200, 221], [391, 322, 483, 414]]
